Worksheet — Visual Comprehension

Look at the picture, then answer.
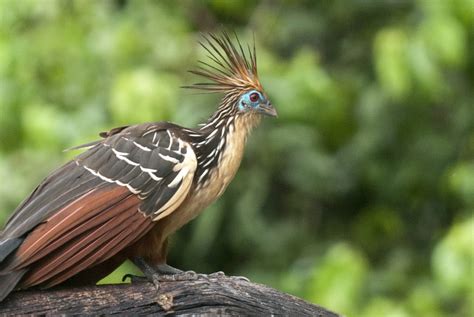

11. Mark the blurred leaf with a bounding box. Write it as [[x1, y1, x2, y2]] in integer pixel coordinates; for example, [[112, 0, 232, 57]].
[[361, 297, 410, 317], [432, 217, 474, 296], [407, 283, 443, 317], [452, 0, 474, 25], [374, 28, 411, 98], [353, 205, 403, 255], [421, 15, 467, 67], [110, 69, 178, 125], [21, 102, 65, 150], [407, 34, 443, 98], [307, 243, 368, 315], [448, 163, 474, 207]]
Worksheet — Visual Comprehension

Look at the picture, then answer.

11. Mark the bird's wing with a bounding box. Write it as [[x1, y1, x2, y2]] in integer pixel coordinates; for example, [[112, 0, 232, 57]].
[[0, 123, 197, 288]]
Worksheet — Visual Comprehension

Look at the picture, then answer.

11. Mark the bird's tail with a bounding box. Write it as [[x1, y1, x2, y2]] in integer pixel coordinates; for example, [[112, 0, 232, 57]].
[[0, 238, 26, 302], [0, 269, 27, 302], [0, 238, 22, 263]]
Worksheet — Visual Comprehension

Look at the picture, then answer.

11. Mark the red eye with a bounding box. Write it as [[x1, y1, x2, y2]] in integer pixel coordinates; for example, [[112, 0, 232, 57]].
[[249, 92, 259, 102]]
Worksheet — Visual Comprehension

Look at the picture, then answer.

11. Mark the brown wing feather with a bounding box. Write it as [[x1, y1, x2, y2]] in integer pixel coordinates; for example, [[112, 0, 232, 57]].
[[10, 186, 131, 269], [6, 185, 153, 288], [20, 196, 136, 286], [43, 212, 153, 287]]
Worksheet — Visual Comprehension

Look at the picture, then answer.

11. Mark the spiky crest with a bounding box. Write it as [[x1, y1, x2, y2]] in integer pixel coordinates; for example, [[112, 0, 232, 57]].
[[186, 32, 262, 92]]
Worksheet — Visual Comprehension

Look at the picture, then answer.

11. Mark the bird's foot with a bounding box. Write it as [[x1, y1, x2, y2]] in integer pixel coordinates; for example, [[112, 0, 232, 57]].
[[152, 263, 203, 281], [156, 269, 202, 282], [204, 271, 250, 282], [127, 257, 249, 290], [129, 257, 203, 291], [130, 257, 169, 290]]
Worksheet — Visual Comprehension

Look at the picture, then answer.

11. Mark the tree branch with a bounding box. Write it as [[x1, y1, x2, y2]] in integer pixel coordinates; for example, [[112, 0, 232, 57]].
[[0, 275, 340, 316]]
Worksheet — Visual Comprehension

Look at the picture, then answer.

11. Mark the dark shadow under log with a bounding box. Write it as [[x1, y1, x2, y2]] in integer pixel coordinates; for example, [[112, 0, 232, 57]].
[[0, 275, 340, 316]]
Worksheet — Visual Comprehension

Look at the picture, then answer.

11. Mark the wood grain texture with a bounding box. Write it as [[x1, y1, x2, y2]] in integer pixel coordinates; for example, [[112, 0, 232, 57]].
[[0, 275, 340, 316]]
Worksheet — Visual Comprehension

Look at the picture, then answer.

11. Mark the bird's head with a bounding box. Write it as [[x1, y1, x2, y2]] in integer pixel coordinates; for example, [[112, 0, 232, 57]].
[[187, 32, 277, 120], [237, 89, 277, 117]]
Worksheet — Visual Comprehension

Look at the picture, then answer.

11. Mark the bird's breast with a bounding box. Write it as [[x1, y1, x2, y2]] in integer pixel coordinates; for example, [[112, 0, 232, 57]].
[[187, 129, 246, 215], [159, 125, 248, 240], [195, 135, 245, 204]]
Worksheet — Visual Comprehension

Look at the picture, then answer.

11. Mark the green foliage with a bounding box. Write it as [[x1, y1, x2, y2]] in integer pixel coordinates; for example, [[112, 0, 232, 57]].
[[307, 243, 368, 315], [0, 1, 472, 316], [110, 69, 178, 124], [432, 218, 474, 315]]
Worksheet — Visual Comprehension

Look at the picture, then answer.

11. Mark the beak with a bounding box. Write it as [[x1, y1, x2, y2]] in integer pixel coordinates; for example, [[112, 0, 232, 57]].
[[258, 102, 278, 118]]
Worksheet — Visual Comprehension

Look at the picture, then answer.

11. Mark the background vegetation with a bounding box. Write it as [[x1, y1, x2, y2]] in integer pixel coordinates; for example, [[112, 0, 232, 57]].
[[0, 1, 472, 316]]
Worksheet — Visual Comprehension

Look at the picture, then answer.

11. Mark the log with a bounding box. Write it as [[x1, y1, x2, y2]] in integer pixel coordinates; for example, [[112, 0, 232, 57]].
[[0, 275, 340, 316]]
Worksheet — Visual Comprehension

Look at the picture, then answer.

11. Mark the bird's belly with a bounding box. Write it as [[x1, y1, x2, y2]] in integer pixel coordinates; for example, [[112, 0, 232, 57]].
[[131, 177, 231, 264], [158, 152, 242, 242], [168, 169, 233, 231]]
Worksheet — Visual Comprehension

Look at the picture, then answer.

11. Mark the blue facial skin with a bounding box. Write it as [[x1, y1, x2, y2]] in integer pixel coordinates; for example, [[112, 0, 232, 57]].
[[238, 90, 264, 112]]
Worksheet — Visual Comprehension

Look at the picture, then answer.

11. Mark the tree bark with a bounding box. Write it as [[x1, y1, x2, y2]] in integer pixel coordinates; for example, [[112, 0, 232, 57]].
[[0, 275, 340, 316]]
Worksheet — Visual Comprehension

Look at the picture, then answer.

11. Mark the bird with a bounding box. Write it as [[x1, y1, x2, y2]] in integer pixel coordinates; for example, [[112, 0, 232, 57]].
[[0, 32, 276, 302]]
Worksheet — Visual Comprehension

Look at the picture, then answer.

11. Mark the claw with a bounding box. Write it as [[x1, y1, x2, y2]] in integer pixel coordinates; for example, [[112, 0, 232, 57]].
[[206, 270, 249, 281], [208, 271, 226, 278], [230, 275, 250, 282]]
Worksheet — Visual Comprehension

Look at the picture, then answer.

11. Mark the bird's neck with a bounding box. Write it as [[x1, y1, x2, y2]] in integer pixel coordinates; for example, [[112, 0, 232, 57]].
[[191, 110, 260, 187]]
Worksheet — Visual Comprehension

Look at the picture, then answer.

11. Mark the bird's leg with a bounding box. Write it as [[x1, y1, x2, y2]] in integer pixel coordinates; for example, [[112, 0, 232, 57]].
[[125, 257, 201, 289], [122, 257, 163, 288]]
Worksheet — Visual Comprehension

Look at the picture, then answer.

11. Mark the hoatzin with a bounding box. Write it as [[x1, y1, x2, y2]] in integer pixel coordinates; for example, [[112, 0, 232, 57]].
[[0, 33, 277, 301]]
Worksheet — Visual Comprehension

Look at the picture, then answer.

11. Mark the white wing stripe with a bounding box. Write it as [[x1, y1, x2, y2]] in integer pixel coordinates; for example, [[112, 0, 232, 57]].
[[112, 148, 129, 156], [159, 153, 180, 164], [82, 165, 141, 194], [133, 141, 152, 152], [120, 155, 139, 166], [113, 148, 140, 166], [166, 130, 173, 150], [116, 180, 141, 194], [139, 165, 162, 181], [167, 167, 187, 188], [139, 166, 157, 173]]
